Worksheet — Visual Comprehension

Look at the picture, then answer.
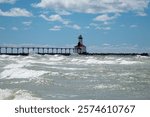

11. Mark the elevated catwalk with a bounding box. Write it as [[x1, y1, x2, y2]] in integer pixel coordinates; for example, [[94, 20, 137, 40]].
[[0, 46, 149, 56], [0, 46, 77, 55]]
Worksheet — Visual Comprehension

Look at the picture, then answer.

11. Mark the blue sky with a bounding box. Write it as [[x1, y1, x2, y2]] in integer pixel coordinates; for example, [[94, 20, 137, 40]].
[[0, 0, 150, 52]]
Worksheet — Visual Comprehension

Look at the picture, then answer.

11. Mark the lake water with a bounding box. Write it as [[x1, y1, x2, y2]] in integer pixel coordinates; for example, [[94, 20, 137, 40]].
[[0, 54, 150, 100]]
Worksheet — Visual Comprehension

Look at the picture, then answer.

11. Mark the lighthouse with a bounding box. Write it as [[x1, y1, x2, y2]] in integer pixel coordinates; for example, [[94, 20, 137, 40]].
[[74, 35, 87, 54]]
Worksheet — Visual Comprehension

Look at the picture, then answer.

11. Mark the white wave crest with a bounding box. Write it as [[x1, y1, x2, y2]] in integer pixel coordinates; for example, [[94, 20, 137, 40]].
[[0, 89, 40, 100], [0, 68, 48, 79], [94, 84, 120, 89]]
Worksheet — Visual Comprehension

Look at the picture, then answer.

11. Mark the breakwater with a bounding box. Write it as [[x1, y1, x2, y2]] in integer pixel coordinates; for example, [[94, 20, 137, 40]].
[[0, 46, 149, 56]]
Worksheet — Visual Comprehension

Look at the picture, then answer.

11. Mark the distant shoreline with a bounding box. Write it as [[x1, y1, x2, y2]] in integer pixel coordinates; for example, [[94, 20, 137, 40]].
[[83, 53, 149, 56]]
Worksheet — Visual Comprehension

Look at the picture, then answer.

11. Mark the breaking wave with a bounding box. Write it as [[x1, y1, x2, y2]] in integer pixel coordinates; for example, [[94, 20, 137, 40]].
[[0, 89, 40, 100]]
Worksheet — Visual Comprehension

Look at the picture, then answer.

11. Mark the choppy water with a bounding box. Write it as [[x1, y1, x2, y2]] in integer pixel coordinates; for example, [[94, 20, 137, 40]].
[[0, 54, 150, 100]]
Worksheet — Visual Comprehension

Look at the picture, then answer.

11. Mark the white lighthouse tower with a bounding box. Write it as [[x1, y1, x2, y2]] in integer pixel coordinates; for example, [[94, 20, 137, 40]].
[[74, 35, 87, 54]]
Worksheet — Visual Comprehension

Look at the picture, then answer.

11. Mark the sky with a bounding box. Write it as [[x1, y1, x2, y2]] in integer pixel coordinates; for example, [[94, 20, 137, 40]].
[[0, 0, 150, 52]]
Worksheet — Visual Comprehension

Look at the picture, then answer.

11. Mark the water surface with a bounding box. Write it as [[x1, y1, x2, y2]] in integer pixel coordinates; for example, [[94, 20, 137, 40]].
[[0, 55, 150, 100]]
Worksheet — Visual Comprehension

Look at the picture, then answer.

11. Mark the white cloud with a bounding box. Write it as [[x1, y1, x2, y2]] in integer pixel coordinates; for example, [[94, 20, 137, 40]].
[[102, 27, 111, 30], [22, 21, 32, 26], [103, 21, 110, 25], [33, 0, 149, 15], [66, 24, 81, 30], [95, 26, 111, 30], [40, 14, 81, 30], [56, 10, 71, 16], [0, 27, 5, 30], [40, 14, 69, 24], [49, 25, 62, 31], [0, 0, 16, 4], [94, 14, 118, 22], [12, 26, 18, 31], [40, 14, 62, 21], [71, 24, 81, 30], [0, 8, 33, 17], [137, 12, 147, 16], [88, 23, 111, 30], [130, 25, 138, 28]]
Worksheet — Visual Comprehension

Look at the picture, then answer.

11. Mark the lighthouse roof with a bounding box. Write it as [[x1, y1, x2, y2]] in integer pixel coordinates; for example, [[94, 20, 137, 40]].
[[78, 35, 83, 39]]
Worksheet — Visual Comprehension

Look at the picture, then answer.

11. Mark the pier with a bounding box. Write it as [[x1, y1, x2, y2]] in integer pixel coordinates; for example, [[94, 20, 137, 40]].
[[0, 46, 149, 56], [0, 36, 149, 56], [0, 46, 82, 56]]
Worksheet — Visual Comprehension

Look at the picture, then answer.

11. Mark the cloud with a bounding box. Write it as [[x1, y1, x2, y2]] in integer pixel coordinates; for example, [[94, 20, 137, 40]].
[[0, 27, 6, 30], [71, 24, 81, 30], [137, 12, 147, 16], [33, 0, 149, 15], [12, 26, 18, 31], [40, 14, 81, 30], [22, 21, 32, 26], [55, 10, 71, 16], [0, 8, 33, 17], [40, 14, 69, 24], [130, 25, 138, 28], [95, 26, 111, 30], [88, 23, 111, 30], [49, 25, 62, 31], [93, 14, 118, 22], [40, 14, 62, 21], [66, 24, 81, 30], [0, 0, 16, 4]]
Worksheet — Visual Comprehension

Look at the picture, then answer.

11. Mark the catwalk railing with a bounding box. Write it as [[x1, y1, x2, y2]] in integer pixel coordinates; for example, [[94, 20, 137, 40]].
[[0, 46, 82, 55]]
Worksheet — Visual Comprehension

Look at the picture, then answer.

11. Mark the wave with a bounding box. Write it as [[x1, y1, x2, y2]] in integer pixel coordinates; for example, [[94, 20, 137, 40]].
[[0, 68, 48, 79], [94, 84, 121, 90], [0, 55, 149, 100], [0, 89, 40, 100]]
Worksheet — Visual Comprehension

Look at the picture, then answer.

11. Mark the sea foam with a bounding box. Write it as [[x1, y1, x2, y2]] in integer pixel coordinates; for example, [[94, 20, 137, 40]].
[[0, 89, 40, 100], [0, 68, 48, 79]]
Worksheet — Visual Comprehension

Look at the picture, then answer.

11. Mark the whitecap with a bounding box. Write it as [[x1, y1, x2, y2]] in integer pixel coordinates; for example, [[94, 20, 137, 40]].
[[9, 80, 29, 84], [14, 90, 41, 100], [86, 59, 116, 64], [118, 60, 142, 64], [48, 56, 65, 61], [71, 58, 86, 64], [50, 72, 59, 76], [94, 84, 120, 89], [0, 68, 48, 79], [4, 63, 29, 69], [0, 89, 14, 100], [0, 89, 40, 100], [64, 72, 78, 77]]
